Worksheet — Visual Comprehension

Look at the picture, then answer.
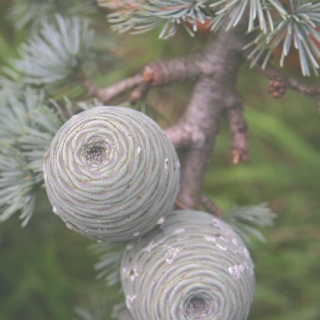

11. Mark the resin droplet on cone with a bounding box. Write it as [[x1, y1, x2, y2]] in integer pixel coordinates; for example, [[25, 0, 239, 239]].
[[121, 210, 255, 320], [43, 106, 180, 241]]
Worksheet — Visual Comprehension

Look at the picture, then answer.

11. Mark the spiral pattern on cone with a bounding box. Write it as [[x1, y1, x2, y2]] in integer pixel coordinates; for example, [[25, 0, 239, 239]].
[[121, 210, 255, 320], [43, 106, 180, 241]]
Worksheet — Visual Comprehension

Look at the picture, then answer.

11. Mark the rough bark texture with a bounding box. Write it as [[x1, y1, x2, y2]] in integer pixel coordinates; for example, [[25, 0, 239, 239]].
[[85, 8, 316, 212], [224, 92, 249, 164], [84, 74, 144, 102], [85, 18, 252, 211], [167, 21, 251, 209]]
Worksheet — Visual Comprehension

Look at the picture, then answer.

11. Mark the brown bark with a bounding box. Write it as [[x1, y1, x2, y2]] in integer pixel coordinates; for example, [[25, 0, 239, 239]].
[[85, 17, 251, 210], [169, 19, 250, 208], [84, 10, 319, 211]]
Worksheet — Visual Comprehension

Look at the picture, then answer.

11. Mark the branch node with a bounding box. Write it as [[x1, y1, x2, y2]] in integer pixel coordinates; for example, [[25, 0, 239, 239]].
[[225, 96, 249, 164], [129, 83, 150, 105], [175, 199, 192, 211], [268, 77, 287, 99], [143, 65, 155, 83], [232, 147, 249, 164], [200, 195, 223, 217], [255, 63, 320, 104]]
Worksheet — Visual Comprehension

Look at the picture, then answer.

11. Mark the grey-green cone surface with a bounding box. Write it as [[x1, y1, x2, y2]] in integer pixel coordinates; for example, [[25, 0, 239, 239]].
[[121, 210, 255, 320], [43, 106, 180, 241]]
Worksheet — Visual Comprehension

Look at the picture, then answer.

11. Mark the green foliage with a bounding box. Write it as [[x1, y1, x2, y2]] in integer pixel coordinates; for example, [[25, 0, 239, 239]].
[[75, 293, 114, 320], [209, 0, 287, 32], [0, 87, 77, 225], [16, 14, 117, 86], [9, 0, 97, 32], [0, 192, 102, 320], [0, 34, 18, 66], [93, 241, 126, 287], [98, 0, 320, 76], [245, 1, 320, 76], [98, 0, 213, 38], [223, 203, 277, 243]]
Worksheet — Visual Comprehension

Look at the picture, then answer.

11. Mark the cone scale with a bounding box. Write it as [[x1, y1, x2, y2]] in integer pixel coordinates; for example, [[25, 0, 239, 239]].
[[43, 106, 180, 241], [121, 210, 255, 320]]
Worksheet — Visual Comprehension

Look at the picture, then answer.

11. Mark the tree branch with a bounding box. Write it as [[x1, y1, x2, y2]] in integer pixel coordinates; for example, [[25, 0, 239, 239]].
[[168, 18, 251, 209], [142, 54, 202, 85], [224, 92, 249, 164], [83, 74, 144, 102], [176, 75, 223, 208], [84, 53, 204, 103], [85, 11, 252, 209], [129, 83, 149, 105], [200, 194, 223, 217], [255, 63, 320, 99]]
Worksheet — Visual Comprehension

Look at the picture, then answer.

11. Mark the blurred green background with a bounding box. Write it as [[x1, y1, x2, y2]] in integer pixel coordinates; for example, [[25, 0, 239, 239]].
[[0, 1, 320, 319]]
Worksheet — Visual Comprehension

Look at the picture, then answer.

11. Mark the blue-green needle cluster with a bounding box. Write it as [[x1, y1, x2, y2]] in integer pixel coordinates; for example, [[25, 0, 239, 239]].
[[98, 0, 320, 76]]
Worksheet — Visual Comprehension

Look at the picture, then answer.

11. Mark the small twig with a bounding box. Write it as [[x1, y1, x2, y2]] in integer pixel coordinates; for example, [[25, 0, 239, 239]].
[[200, 194, 223, 217], [224, 93, 249, 164], [287, 77, 320, 96], [255, 63, 320, 97], [129, 83, 150, 105], [84, 54, 203, 103], [83, 75, 144, 102], [175, 199, 192, 210]]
